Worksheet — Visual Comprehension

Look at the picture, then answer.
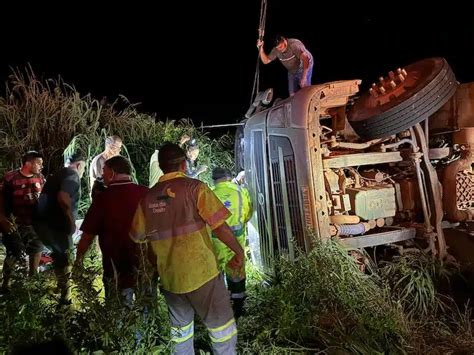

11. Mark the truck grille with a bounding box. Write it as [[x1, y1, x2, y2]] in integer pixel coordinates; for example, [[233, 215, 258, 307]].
[[269, 136, 306, 254], [253, 131, 273, 269]]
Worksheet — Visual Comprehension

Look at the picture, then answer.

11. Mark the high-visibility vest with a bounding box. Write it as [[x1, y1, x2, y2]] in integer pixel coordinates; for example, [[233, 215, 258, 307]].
[[130, 172, 230, 294], [212, 181, 253, 272]]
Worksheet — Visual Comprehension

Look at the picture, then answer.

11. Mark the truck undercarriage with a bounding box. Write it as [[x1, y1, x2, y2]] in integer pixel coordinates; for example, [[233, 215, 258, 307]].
[[241, 58, 473, 271]]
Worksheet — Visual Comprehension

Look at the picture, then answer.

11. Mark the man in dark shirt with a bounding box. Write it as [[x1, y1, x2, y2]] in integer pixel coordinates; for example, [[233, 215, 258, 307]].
[[0, 151, 45, 293], [76, 156, 151, 304], [34, 152, 86, 304]]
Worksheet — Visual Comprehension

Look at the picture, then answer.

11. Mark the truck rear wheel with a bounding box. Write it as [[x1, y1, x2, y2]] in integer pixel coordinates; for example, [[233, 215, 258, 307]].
[[348, 58, 458, 140]]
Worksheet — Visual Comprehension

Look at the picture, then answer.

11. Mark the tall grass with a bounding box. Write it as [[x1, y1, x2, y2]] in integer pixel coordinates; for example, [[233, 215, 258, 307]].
[[0, 247, 172, 354], [380, 251, 457, 317], [239, 239, 474, 354], [0, 67, 234, 215], [239, 239, 407, 354]]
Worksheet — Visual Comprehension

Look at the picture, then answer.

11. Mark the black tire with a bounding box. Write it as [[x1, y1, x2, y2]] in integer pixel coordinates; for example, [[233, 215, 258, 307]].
[[348, 58, 458, 140]]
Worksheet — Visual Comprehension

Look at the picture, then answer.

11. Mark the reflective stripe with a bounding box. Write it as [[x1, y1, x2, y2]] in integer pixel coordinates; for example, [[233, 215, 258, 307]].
[[229, 225, 244, 237], [208, 206, 230, 227], [208, 318, 238, 343], [230, 291, 246, 299], [237, 185, 243, 227], [212, 225, 243, 238], [171, 321, 194, 343], [230, 224, 243, 232], [227, 275, 245, 283], [147, 221, 206, 241]]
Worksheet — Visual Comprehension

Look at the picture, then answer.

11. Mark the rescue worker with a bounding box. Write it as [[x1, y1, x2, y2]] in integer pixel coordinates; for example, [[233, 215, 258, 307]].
[[211, 167, 253, 318], [130, 143, 243, 355]]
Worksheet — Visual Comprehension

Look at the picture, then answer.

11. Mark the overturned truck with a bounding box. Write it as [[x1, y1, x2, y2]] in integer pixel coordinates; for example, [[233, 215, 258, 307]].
[[238, 57, 474, 272]]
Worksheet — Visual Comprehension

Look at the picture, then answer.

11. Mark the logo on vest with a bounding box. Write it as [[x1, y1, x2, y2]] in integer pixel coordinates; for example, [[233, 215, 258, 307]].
[[149, 200, 167, 214], [149, 188, 176, 214], [166, 188, 176, 198]]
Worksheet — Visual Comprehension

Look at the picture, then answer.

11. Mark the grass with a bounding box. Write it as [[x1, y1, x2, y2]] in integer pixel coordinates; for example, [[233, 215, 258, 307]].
[[0, 67, 234, 217], [1, 239, 473, 354], [239, 240, 407, 354], [239, 241, 474, 354], [0, 245, 172, 354]]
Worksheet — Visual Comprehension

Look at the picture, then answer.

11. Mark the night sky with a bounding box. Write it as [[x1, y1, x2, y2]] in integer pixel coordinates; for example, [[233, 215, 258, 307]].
[[1, 1, 473, 126]]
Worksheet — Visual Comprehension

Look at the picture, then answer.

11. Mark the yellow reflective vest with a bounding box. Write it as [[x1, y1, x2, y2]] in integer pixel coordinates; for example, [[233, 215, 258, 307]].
[[211, 181, 253, 273], [130, 172, 230, 294]]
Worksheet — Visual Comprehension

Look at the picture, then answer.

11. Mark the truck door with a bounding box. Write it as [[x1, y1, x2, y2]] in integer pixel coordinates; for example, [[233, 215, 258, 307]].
[[246, 118, 275, 272]]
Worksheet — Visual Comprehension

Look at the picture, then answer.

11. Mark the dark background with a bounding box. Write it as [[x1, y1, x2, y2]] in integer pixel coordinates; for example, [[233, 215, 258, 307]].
[[1, 1, 473, 126]]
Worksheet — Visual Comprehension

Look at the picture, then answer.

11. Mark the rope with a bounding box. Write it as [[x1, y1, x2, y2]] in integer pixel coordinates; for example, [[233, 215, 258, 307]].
[[250, 0, 268, 105]]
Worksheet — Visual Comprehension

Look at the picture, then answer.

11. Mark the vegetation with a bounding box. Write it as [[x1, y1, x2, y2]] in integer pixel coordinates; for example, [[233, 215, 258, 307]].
[[0, 67, 234, 217]]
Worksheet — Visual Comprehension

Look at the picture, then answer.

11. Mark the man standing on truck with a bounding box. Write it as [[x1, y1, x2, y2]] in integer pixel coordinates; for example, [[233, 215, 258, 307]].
[[211, 167, 253, 318], [257, 35, 314, 96]]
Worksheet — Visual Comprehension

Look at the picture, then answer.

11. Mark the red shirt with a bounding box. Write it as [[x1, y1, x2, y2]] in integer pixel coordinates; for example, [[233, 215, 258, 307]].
[[2, 170, 45, 225], [80, 180, 148, 288]]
